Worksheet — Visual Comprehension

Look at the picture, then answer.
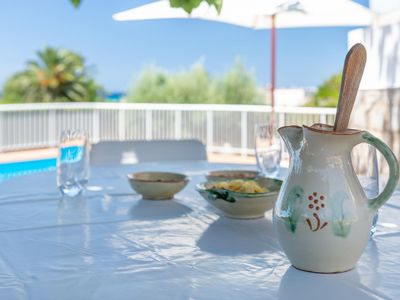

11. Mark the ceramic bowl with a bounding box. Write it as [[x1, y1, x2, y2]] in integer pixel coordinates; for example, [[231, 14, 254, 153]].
[[127, 172, 189, 200], [196, 177, 283, 219], [206, 170, 260, 181]]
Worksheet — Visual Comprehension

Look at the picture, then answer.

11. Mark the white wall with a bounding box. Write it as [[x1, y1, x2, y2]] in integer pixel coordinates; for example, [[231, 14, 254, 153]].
[[348, 1, 400, 90], [274, 88, 313, 107], [370, 0, 400, 14], [349, 23, 400, 90]]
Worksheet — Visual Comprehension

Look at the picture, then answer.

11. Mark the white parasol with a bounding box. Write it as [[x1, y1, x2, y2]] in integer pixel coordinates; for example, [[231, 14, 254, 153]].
[[113, 0, 372, 108]]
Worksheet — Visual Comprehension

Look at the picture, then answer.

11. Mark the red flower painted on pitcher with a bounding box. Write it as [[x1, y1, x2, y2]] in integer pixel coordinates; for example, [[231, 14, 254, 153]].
[[306, 192, 328, 231]]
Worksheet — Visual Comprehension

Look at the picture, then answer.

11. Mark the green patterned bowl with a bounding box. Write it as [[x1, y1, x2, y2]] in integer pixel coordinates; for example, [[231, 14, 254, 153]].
[[196, 177, 283, 219]]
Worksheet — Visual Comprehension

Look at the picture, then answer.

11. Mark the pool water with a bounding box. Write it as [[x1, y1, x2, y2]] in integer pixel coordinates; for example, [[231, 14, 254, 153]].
[[0, 158, 56, 182]]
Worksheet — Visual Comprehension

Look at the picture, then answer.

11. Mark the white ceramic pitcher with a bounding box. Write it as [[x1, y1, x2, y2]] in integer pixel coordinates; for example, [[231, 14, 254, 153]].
[[274, 123, 399, 273]]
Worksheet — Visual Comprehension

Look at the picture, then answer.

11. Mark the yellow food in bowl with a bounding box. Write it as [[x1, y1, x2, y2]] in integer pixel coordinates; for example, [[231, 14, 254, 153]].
[[209, 179, 268, 194]]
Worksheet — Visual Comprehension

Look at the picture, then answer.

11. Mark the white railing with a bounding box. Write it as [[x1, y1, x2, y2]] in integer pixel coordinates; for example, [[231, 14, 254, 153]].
[[0, 103, 336, 155]]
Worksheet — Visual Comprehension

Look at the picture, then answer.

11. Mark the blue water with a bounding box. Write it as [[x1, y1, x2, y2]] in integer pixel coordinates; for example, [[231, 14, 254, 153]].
[[105, 92, 126, 102], [0, 158, 56, 182]]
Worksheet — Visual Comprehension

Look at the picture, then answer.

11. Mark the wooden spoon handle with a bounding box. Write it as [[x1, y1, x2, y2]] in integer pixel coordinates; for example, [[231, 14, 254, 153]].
[[333, 43, 367, 131]]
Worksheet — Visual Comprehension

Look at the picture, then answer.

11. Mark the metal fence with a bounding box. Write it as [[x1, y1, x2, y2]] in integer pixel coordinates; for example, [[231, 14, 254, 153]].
[[0, 103, 336, 155]]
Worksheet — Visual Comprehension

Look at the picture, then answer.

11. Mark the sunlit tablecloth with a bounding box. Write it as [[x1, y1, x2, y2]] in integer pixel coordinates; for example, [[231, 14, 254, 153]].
[[0, 161, 399, 300]]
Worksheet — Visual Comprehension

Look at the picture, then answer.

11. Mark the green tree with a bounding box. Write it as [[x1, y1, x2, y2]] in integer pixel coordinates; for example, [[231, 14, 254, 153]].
[[129, 66, 169, 103], [2, 47, 103, 103], [306, 72, 342, 107], [213, 59, 258, 104], [70, 0, 222, 14], [129, 63, 212, 104], [128, 60, 260, 104], [166, 63, 212, 103], [169, 0, 222, 13]]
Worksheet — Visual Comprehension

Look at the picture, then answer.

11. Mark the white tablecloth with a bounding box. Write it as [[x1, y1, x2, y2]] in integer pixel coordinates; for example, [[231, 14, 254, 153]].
[[0, 161, 399, 300]]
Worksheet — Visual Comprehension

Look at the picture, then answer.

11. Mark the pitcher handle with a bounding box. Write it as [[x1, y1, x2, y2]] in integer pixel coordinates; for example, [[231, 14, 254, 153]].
[[359, 132, 400, 211]]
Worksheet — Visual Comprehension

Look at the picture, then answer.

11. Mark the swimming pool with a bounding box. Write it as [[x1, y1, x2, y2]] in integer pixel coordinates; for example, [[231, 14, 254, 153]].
[[0, 158, 56, 182]]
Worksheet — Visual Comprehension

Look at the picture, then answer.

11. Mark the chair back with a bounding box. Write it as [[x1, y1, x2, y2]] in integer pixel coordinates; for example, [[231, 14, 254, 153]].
[[90, 139, 207, 165]]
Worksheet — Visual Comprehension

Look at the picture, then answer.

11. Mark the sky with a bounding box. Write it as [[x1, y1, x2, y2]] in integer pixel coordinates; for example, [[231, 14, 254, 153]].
[[0, 0, 368, 92]]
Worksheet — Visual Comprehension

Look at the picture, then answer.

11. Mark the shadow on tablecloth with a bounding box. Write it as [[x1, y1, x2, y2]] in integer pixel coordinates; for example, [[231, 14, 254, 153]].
[[129, 198, 193, 220], [196, 216, 279, 256]]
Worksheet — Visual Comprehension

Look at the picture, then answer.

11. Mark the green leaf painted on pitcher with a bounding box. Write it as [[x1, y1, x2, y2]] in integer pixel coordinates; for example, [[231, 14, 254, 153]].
[[331, 191, 351, 238], [281, 186, 304, 233]]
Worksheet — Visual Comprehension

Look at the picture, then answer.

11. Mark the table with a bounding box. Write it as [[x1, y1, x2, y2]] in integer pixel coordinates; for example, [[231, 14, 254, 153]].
[[0, 161, 399, 300]]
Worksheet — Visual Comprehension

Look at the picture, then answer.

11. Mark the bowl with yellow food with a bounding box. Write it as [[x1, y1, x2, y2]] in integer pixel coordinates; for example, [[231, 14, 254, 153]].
[[206, 170, 260, 181], [196, 178, 283, 219]]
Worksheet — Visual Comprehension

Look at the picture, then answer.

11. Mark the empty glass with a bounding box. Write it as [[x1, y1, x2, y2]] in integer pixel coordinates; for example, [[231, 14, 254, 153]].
[[57, 130, 90, 197], [351, 143, 379, 235], [255, 124, 282, 178]]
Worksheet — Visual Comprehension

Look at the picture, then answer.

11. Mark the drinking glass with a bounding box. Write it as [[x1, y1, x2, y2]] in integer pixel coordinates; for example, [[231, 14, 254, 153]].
[[351, 143, 379, 235], [57, 130, 90, 197], [255, 124, 282, 178]]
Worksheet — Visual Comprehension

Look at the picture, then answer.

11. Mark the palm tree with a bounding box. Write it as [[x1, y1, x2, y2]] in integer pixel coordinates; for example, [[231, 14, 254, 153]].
[[2, 47, 103, 102]]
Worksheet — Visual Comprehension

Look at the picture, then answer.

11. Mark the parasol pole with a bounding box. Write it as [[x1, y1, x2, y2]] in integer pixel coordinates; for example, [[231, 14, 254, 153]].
[[269, 13, 277, 130], [271, 13, 276, 110]]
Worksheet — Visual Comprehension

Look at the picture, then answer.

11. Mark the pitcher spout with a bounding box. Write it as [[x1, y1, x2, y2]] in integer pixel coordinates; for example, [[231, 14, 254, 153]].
[[278, 125, 303, 156]]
